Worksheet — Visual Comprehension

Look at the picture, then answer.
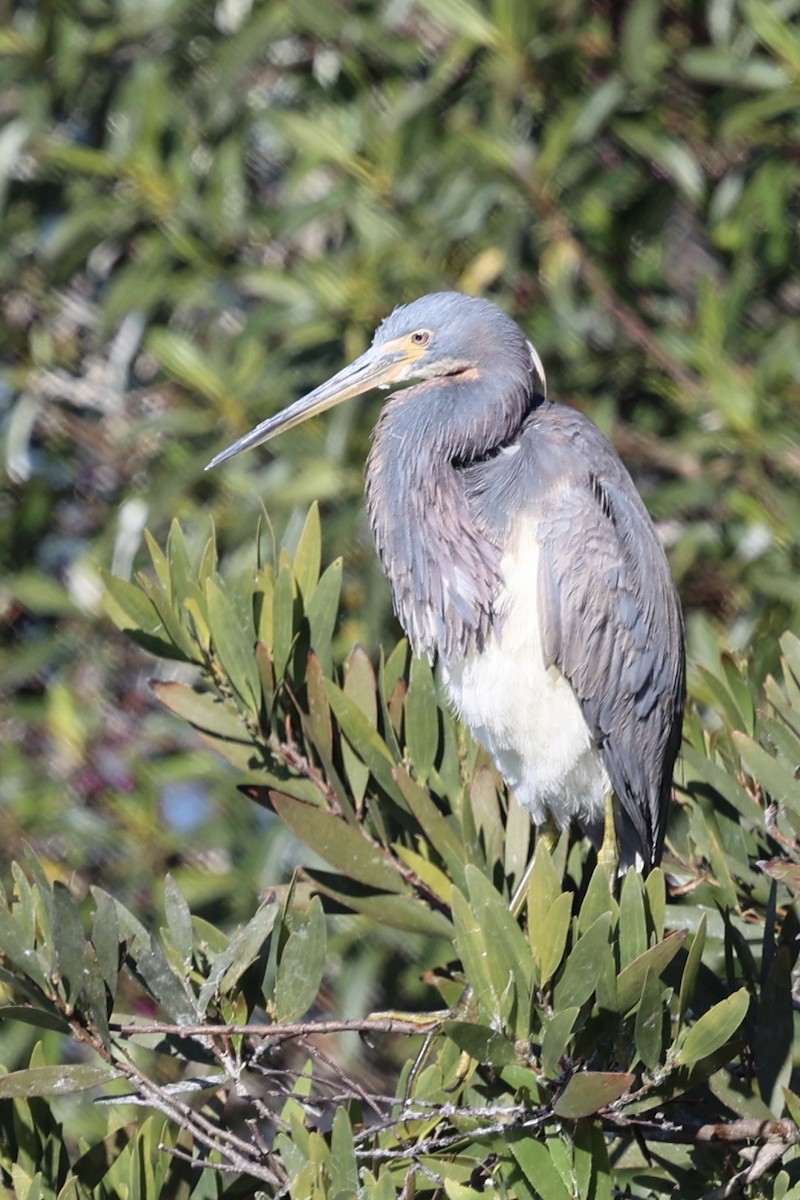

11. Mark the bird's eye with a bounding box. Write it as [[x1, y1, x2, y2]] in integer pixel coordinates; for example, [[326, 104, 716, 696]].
[[410, 330, 430, 346]]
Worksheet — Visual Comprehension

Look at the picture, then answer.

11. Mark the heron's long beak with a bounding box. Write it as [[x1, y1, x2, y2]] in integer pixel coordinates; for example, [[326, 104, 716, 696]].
[[205, 340, 414, 470]]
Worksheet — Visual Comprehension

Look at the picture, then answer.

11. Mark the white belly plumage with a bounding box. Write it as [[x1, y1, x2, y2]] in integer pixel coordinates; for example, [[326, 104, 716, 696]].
[[440, 523, 609, 830]]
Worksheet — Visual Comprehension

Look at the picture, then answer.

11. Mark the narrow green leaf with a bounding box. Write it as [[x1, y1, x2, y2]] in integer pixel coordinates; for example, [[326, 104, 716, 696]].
[[306, 652, 333, 760], [532, 891, 574, 988], [406, 656, 439, 783], [131, 934, 199, 1024], [206, 575, 260, 713], [89, 889, 119, 1007], [678, 914, 706, 1030], [275, 896, 327, 1022], [342, 646, 377, 807], [676, 987, 750, 1066], [270, 793, 406, 893], [526, 842, 562, 926], [272, 561, 296, 681], [618, 869, 647, 968], [578, 863, 618, 934], [307, 871, 453, 937], [615, 929, 687, 1015], [305, 559, 343, 670], [394, 768, 465, 882], [508, 1134, 571, 1200], [451, 888, 499, 1016], [443, 1020, 517, 1067], [166, 519, 193, 610], [633, 967, 665, 1070], [330, 1105, 358, 1197], [0, 1065, 120, 1098], [553, 913, 612, 1010], [644, 868, 666, 941], [163, 875, 193, 967], [541, 1007, 579, 1079], [293, 503, 321, 601], [152, 681, 250, 741], [755, 944, 794, 1115], [52, 883, 86, 1010], [79, 943, 111, 1046], [734, 732, 800, 811], [0, 1006, 69, 1034], [324, 681, 404, 805], [465, 865, 532, 1027], [195, 900, 279, 1016], [553, 1071, 634, 1119]]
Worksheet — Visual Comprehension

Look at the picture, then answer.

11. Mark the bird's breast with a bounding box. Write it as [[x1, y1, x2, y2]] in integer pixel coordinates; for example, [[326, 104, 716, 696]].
[[439, 517, 609, 829]]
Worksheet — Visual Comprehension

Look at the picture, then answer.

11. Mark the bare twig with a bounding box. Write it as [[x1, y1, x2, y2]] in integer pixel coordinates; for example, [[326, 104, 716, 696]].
[[111, 1014, 440, 1040]]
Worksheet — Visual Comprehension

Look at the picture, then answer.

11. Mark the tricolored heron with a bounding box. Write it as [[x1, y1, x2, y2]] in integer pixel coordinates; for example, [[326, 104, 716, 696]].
[[208, 293, 685, 876]]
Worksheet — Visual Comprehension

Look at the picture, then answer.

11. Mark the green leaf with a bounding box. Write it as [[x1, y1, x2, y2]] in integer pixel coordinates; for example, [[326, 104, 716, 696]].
[[151, 681, 251, 741], [541, 1006, 579, 1079], [206, 575, 260, 713], [406, 656, 439, 783], [618, 869, 647, 968], [163, 875, 193, 967], [553, 1071, 635, 1119], [307, 872, 453, 937], [577, 863, 619, 934], [676, 987, 750, 1066], [197, 900, 279, 1014], [52, 882, 86, 1010], [0, 909, 50, 993], [616, 930, 687, 1016], [755, 943, 794, 1115], [305, 559, 343, 669], [130, 934, 199, 1024], [634, 967, 665, 1070], [324, 681, 404, 805], [465, 864, 532, 1030], [271, 560, 296, 681], [330, 1105, 358, 1197], [270, 793, 407, 893], [0, 1006, 70, 1034], [532, 891, 573, 988], [443, 1020, 518, 1067], [71, 1123, 139, 1189], [342, 646, 377, 807], [0, 1065, 120, 1098], [293, 503, 322, 601], [553, 913, 612, 1010], [508, 1134, 572, 1200], [394, 768, 466, 883], [734, 732, 800, 811], [90, 889, 119, 1005], [451, 887, 502, 1017], [275, 896, 327, 1022], [678, 914, 706, 1030]]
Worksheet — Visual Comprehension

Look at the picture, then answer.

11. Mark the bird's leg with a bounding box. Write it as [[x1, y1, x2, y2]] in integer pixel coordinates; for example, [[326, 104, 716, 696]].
[[509, 816, 560, 918], [597, 791, 619, 883]]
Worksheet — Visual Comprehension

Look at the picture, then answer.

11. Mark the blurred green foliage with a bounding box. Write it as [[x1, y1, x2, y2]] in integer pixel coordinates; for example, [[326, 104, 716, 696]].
[[2, 0, 800, 1194]]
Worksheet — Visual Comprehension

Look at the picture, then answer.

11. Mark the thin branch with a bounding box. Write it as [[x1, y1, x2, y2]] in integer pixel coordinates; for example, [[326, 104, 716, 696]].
[[111, 1015, 441, 1040]]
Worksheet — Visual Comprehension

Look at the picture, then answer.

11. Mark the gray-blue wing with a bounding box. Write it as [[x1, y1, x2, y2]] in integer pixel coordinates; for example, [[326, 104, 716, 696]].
[[532, 411, 685, 867]]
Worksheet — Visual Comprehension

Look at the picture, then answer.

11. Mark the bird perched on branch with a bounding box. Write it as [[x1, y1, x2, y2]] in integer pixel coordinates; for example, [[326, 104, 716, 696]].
[[208, 292, 685, 876]]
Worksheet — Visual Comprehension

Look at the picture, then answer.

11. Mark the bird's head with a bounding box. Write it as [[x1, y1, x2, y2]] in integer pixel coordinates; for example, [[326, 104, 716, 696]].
[[206, 292, 545, 470]]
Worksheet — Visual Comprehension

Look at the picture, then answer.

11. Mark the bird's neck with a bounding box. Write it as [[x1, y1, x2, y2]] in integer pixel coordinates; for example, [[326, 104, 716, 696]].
[[366, 381, 531, 661]]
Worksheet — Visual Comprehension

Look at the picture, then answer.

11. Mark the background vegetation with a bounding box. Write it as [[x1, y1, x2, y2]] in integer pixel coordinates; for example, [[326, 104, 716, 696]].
[[2, 0, 800, 1195]]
